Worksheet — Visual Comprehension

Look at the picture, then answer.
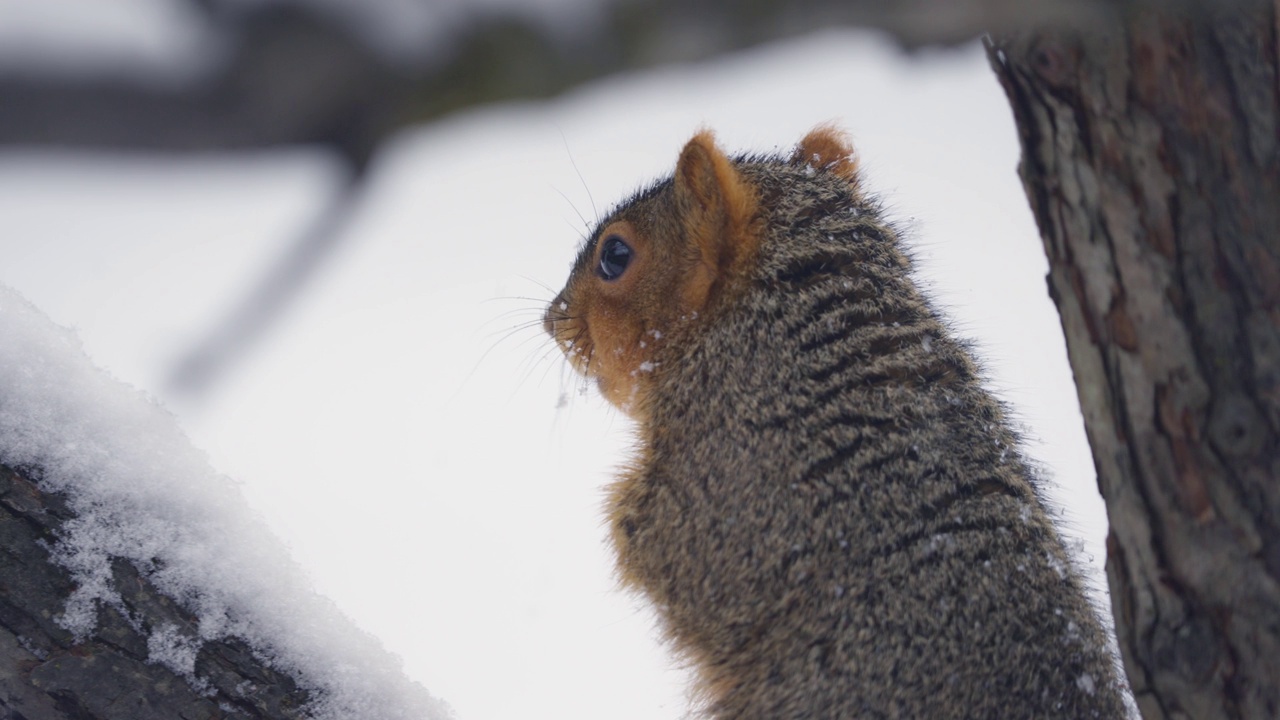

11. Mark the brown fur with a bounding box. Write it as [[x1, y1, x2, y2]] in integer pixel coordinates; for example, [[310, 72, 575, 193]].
[[792, 123, 861, 185], [674, 131, 762, 317], [544, 128, 1128, 719]]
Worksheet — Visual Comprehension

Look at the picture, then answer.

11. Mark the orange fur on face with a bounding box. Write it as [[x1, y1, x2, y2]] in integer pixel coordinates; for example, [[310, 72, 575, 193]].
[[546, 220, 661, 417], [675, 131, 761, 313], [545, 131, 763, 419]]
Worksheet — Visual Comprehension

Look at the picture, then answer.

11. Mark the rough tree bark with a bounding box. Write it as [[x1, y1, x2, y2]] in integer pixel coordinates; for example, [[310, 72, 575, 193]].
[[987, 4, 1280, 719], [0, 464, 312, 719]]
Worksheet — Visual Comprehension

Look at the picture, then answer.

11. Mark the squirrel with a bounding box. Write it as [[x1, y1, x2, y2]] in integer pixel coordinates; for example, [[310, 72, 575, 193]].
[[543, 127, 1128, 719]]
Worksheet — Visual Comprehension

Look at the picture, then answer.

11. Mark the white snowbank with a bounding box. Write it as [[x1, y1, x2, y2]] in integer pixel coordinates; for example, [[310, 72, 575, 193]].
[[0, 284, 453, 720]]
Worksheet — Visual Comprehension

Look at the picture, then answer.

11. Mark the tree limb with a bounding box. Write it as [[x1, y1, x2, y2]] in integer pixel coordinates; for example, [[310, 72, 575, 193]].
[[0, 463, 313, 719]]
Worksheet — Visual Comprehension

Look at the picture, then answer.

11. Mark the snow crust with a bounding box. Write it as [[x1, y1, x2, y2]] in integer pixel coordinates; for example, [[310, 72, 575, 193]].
[[0, 285, 452, 720]]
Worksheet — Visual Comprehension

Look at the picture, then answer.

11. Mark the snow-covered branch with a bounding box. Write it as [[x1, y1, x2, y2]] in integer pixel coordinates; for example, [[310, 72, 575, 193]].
[[0, 287, 451, 720]]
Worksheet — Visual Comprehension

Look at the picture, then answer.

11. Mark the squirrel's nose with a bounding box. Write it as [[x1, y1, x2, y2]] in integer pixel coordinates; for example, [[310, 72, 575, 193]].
[[543, 295, 563, 338]]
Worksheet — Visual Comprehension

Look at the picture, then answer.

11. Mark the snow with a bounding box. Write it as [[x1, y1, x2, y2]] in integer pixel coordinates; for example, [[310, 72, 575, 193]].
[[147, 623, 202, 682], [0, 286, 451, 720]]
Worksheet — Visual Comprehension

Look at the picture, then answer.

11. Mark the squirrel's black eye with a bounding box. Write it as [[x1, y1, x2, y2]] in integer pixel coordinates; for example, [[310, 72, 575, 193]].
[[597, 235, 633, 281]]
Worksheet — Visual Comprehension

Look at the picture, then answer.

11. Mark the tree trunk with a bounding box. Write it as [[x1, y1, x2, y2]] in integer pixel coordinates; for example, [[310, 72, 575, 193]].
[[987, 4, 1280, 719], [0, 463, 312, 719]]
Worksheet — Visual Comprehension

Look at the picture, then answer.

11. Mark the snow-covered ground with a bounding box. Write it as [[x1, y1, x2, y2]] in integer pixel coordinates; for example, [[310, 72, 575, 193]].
[[0, 28, 1109, 720]]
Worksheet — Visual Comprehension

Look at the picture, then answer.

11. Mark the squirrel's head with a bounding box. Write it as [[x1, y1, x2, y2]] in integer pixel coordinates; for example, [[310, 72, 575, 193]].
[[544, 126, 859, 417]]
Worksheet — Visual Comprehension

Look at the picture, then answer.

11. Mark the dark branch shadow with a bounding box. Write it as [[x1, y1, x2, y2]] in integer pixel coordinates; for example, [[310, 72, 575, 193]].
[[165, 162, 365, 398]]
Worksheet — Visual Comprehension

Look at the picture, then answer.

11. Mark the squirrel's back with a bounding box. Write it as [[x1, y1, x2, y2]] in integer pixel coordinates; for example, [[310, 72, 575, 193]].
[[546, 128, 1128, 719]]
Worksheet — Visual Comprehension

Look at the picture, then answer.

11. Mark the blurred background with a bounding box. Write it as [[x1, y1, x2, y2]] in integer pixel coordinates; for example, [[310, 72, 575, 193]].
[[0, 2, 1107, 718]]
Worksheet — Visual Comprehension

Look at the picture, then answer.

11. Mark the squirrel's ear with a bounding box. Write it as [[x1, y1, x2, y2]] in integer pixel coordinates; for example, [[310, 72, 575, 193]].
[[673, 131, 759, 309], [675, 131, 756, 235], [792, 124, 861, 188]]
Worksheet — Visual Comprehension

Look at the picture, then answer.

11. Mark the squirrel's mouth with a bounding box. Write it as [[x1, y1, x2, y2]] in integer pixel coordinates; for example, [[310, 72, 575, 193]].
[[543, 301, 593, 378], [543, 296, 649, 418]]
